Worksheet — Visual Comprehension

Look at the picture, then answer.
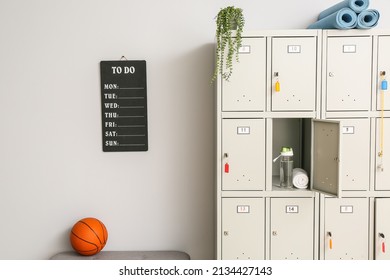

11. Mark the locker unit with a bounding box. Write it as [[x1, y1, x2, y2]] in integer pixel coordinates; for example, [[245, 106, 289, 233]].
[[330, 118, 370, 191], [271, 37, 317, 111], [221, 198, 265, 259], [222, 37, 266, 112], [377, 36, 390, 111], [375, 118, 390, 190], [271, 118, 310, 186], [374, 198, 390, 260], [322, 197, 369, 260], [270, 197, 315, 259], [216, 29, 390, 260], [325, 36, 372, 111], [222, 118, 265, 191]]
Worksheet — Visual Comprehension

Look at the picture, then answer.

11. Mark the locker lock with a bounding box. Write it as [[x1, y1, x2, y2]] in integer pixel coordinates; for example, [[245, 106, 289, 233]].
[[224, 231, 229, 236], [272, 231, 277, 236], [329, 72, 334, 77]]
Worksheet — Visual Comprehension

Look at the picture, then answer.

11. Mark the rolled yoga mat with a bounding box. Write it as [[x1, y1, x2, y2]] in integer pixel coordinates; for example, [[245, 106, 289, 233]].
[[307, 7, 357, 29], [318, 0, 370, 20], [356, 9, 380, 29]]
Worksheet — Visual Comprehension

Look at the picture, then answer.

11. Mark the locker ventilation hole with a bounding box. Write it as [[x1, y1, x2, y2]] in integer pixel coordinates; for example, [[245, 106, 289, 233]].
[[237, 174, 251, 182], [346, 174, 356, 182], [236, 94, 251, 103], [236, 253, 251, 260], [284, 252, 299, 260]]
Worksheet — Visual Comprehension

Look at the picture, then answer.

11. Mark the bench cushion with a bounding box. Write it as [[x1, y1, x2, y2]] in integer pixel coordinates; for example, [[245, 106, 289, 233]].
[[50, 251, 190, 260]]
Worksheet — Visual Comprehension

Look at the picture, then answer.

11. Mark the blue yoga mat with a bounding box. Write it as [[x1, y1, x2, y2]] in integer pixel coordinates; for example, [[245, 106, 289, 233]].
[[318, 0, 369, 20], [356, 9, 380, 29], [308, 7, 357, 29]]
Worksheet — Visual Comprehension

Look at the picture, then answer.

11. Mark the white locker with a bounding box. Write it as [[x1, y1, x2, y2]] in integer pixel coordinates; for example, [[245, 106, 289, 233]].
[[375, 118, 390, 190], [375, 198, 390, 260], [323, 197, 369, 260], [271, 37, 317, 111], [331, 118, 370, 191], [222, 198, 265, 260], [222, 37, 266, 112], [325, 36, 372, 111], [377, 36, 390, 111], [216, 30, 390, 261], [270, 198, 315, 259], [222, 119, 265, 191]]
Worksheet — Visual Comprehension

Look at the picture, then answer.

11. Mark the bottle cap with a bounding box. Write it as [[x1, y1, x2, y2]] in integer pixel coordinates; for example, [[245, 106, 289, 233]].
[[281, 146, 293, 156]]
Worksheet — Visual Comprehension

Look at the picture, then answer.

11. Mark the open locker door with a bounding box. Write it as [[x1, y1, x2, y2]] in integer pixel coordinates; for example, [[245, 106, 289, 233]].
[[311, 120, 341, 197]]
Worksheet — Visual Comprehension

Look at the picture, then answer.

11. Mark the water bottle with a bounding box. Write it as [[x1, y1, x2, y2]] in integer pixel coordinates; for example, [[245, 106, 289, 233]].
[[279, 147, 294, 188]]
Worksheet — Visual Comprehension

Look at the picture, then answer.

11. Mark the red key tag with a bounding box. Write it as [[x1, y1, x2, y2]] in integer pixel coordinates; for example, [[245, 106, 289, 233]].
[[224, 162, 229, 173], [382, 241, 386, 253]]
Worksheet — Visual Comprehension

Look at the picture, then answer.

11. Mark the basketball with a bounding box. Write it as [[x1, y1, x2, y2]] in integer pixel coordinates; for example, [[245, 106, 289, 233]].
[[70, 217, 108, 256]]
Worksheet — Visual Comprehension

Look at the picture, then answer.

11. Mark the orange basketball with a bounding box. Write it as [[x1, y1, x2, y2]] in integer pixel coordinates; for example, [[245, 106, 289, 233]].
[[70, 217, 108, 256]]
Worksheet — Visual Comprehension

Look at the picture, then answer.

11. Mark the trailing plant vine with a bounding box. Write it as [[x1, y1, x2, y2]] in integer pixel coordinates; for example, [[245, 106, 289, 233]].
[[212, 6, 245, 83]]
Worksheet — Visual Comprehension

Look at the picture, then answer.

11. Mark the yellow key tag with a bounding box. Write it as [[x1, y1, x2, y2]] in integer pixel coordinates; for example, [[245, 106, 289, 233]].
[[275, 80, 280, 92]]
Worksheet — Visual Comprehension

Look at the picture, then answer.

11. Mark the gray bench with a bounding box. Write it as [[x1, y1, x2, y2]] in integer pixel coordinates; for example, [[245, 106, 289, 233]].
[[50, 251, 190, 260]]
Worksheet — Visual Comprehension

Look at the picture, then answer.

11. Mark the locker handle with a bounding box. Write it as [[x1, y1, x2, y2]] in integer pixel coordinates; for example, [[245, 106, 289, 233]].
[[328, 232, 333, 250]]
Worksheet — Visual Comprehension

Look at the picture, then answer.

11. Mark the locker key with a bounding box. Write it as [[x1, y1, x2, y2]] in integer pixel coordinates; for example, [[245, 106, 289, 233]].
[[224, 162, 230, 173], [379, 233, 386, 253], [328, 232, 333, 250], [275, 80, 280, 92]]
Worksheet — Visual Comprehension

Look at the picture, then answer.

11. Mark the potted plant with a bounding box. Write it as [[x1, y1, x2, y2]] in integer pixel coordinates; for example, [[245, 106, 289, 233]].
[[212, 6, 245, 82]]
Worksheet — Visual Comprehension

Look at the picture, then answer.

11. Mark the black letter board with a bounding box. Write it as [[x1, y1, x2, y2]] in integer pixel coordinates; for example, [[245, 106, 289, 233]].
[[100, 60, 148, 152]]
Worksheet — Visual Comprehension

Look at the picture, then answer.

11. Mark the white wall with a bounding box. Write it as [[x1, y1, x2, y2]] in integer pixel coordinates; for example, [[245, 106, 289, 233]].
[[0, 0, 389, 260]]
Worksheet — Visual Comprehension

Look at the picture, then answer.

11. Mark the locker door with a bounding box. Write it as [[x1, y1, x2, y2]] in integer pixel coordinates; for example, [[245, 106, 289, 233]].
[[271, 37, 317, 111], [323, 197, 369, 260], [312, 120, 341, 197], [326, 36, 372, 111], [332, 118, 370, 191], [375, 118, 390, 190], [375, 198, 390, 260], [222, 198, 265, 260], [222, 37, 266, 112], [377, 36, 390, 111], [222, 119, 265, 191], [270, 198, 314, 260]]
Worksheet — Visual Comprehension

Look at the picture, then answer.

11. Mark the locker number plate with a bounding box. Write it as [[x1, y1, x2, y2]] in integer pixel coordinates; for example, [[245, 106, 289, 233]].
[[237, 205, 250, 213], [288, 45, 301, 53], [343, 45, 356, 53], [237, 126, 250, 135], [238, 45, 251, 54], [342, 126, 355, 134], [286, 205, 299, 213], [340, 205, 353, 213]]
